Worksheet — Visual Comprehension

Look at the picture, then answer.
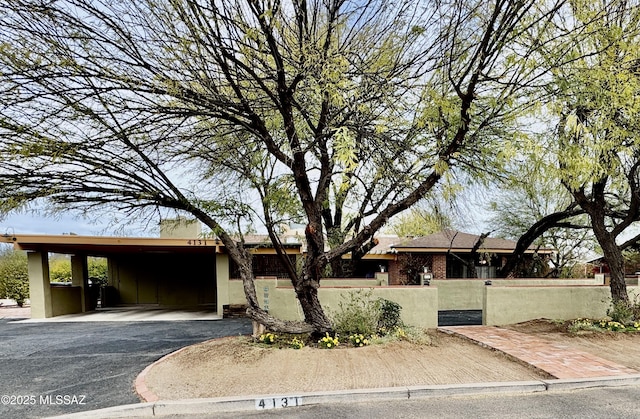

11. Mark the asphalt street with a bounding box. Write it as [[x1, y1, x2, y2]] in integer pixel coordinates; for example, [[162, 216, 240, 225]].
[[201, 385, 640, 419], [0, 318, 252, 418]]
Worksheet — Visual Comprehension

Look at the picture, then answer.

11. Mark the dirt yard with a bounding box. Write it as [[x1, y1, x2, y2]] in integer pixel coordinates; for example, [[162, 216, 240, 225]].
[[143, 320, 640, 401], [143, 328, 547, 400]]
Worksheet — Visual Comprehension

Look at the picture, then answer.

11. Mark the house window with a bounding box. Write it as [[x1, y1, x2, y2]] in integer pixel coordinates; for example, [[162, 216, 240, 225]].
[[229, 254, 297, 279]]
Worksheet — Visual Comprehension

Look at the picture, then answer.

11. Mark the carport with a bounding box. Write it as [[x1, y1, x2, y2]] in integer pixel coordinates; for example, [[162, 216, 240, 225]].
[[5, 234, 231, 319]]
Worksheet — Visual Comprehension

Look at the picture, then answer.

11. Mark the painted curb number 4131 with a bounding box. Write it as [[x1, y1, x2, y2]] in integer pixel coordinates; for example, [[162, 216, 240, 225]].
[[255, 396, 302, 410]]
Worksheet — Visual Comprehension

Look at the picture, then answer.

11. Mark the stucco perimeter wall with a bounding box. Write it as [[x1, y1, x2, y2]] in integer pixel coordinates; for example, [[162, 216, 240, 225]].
[[50, 286, 82, 317], [227, 280, 438, 329], [483, 285, 640, 326], [434, 278, 605, 310]]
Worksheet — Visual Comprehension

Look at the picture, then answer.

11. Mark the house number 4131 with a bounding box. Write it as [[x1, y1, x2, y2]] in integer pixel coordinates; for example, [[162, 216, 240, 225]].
[[255, 396, 302, 410]]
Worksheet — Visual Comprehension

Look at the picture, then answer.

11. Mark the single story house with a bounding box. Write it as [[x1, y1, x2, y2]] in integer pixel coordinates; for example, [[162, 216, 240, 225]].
[[358, 230, 553, 284], [3, 221, 552, 319]]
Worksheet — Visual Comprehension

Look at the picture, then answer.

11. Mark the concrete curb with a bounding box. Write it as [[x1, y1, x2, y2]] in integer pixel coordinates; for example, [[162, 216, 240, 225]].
[[47, 375, 640, 418], [542, 374, 640, 390]]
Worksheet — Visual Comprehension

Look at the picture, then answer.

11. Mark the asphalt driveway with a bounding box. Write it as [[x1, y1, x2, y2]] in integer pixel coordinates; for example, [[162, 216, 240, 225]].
[[0, 318, 252, 418]]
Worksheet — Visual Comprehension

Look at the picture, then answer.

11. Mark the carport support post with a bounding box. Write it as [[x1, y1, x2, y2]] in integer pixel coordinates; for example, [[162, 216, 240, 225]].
[[216, 253, 229, 318], [71, 255, 89, 312], [28, 251, 53, 318]]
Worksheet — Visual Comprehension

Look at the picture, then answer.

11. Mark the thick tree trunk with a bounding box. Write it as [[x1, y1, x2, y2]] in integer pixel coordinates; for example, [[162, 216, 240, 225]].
[[294, 222, 333, 333], [587, 201, 629, 303], [597, 233, 629, 303], [293, 282, 332, 333]]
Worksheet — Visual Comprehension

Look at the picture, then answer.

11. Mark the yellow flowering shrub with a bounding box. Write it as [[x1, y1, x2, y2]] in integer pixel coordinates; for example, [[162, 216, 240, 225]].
[[348, 333, 370, 347], [318, 333, 339, 349]]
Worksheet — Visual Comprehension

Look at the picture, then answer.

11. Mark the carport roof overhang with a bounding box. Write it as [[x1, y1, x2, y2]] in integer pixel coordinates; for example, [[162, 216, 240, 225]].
[[2, 234, 300, 256]]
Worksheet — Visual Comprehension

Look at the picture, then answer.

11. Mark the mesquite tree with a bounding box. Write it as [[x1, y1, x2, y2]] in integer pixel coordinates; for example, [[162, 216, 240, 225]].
[[499, 0, 640, 300], [0, 0, 566, 332]]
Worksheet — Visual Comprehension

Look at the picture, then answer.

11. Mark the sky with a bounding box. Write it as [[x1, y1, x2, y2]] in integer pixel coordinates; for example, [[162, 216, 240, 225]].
[[0, 213, 155, 237], [0, 208, 491, 238]]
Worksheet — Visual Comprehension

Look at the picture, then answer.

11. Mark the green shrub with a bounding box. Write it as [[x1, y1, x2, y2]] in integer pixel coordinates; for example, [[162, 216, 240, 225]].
[[88, 257, 108, 286], [331, 290, 405, 338], [0, 248, 29, 305], [49, 256, 72, 282], [568, 317, 640, 333], [376, 298, 403, 331], [331, 289, 381, 336], [607, 295, 640, 325], [568, 318, 602, 333], [5, 277, 29, 306]]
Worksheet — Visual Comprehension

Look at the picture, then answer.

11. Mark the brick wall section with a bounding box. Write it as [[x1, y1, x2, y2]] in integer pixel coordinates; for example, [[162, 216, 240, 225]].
[[388, 260, 402, 285], [390, 254, 436, 284], [432, 254, 447, 279]]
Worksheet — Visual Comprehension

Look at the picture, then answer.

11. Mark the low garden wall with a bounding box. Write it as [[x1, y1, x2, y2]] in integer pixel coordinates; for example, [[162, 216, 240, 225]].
[[483, 285, 640, 326], [227, 277, 631, 328], [228, 278, 438, 328], [433, 278, 605, 310]]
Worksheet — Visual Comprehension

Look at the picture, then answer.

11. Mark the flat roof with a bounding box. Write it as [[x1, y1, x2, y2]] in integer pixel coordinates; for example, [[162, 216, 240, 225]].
[[2, 234, 300, 256]]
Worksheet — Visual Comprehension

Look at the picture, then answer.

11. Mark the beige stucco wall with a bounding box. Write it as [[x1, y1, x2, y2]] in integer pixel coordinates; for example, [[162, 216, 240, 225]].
[[228, 279, 438, 328], [483, 285, 640, 326], [159, 217, 202, 239], [51, 286, 83, 316], [434, 278, 605, 310], [28, 251, 52, 319]]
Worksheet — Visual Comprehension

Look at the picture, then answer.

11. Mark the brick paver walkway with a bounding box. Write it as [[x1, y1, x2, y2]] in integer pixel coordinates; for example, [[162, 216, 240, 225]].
[[439, 325, 638, 379]]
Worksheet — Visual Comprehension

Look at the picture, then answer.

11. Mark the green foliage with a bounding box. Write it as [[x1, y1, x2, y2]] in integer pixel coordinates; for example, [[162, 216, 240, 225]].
[[48, 256, 108, 286], [386, 207, 451, 238], [568, 318, 640, 333], [368, 326, 433, 346], [569, 295, 640, 333], [88, 257, 108, 287], [568, 318, 602, 333], [377, 298, 403, 331], [330, 290, 404, 337], [607, 296, 640, 325], [5, 277, 29, 306], [393, 327, 431, 345], [0, 247, 29, 305], [331, 289, 382, 336], [49, 256, 71, 282], [255, 332, 308, 349]]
